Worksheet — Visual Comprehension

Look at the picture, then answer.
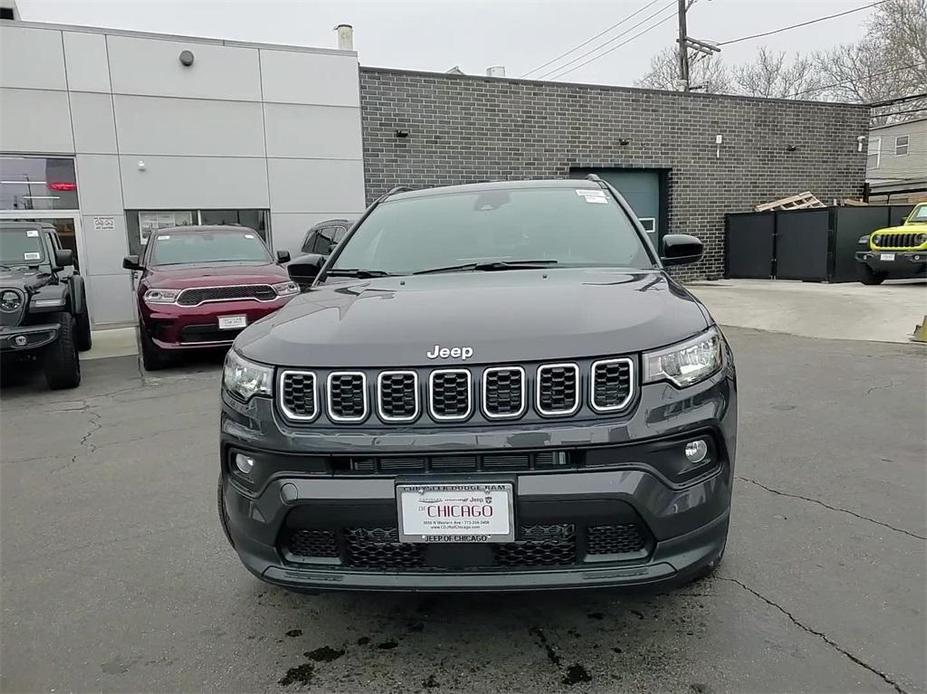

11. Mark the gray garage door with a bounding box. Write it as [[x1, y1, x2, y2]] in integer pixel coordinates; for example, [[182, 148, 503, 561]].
[[570, 169, 661, 247]]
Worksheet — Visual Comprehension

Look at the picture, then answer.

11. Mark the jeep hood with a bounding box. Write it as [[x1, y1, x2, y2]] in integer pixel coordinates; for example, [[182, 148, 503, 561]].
[[235, 269, 710, 367], [0, 267, 47, 292]]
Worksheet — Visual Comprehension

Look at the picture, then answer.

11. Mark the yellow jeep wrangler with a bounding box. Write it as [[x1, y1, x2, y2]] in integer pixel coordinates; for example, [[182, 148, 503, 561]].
[[855, 203, 927, 284]]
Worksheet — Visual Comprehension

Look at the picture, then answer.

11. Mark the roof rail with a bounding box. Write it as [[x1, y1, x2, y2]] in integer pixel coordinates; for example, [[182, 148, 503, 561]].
[[585, 173, 603, 183], [385, 185, 414, 197]]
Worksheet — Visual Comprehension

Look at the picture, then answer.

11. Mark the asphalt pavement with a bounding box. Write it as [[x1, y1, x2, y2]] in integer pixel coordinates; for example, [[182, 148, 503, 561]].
[[1, 328, 925, 693]]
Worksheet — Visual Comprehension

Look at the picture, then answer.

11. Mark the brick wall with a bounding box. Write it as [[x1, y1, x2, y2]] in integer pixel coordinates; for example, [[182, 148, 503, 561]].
[[359, 67, 870, 280]]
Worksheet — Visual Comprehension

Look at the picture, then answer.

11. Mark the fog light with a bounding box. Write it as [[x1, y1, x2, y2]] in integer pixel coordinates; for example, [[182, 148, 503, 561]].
[[13, 335, 27, 347], [234, 453, 255, 475], [684, 440, 709, 465]]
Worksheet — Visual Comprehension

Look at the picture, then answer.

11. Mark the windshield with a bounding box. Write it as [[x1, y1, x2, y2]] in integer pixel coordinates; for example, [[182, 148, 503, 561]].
[[148, 229, 272, 266], [909, 205, 927, 223], [0, 228, 46, 267], [329, 186, 655, 275]]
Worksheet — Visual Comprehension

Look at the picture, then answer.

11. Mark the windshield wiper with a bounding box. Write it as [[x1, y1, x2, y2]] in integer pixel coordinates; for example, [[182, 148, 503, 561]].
[[325, 268, 396, 278], [413, 259, 559, 275]]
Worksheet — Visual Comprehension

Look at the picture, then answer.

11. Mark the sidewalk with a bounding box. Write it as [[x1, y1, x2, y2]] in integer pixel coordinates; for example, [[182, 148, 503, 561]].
[[85, 326, 137, 360], [688, 279, 926, 344]]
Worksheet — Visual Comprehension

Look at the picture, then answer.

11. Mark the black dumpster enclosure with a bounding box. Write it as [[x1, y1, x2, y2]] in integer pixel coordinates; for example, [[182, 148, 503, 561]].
[[725, 205, 915, 282]]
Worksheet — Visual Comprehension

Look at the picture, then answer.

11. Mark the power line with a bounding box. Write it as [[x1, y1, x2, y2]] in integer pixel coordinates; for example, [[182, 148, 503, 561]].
[[520, 0, 665, 78], [716, 0, 888, 46], [868, 92, 927, 107], [542, 5, 677, 81], [870, 106, 927, 118], [787, 63, 923, 99]]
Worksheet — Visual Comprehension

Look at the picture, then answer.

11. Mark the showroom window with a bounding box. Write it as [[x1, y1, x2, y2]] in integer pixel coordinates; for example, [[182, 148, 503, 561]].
[[125, 209, 271, 255], [0, 156, 79, 210]]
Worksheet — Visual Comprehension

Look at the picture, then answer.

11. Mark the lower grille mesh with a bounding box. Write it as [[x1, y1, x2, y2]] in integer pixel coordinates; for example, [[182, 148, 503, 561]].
[[494, 524, 576, 567], [285, 528, 338, 558], [586, 524, 647, 555], [343, 527, 425, 568]]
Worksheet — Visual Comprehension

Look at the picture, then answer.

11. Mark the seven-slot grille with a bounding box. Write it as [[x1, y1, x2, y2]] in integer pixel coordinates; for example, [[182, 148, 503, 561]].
[[176, 284, 276, 306], [873, 233, 922, 249], [591, 358, 634, 412], [279, 370, 318, 420], [536, 363, 580, 416], [483, 367, 526, 419], [276, 359, 636, 424], [377, 371, 419, 422], [327, 372, 368, 422], [429, 369, 472, 421]]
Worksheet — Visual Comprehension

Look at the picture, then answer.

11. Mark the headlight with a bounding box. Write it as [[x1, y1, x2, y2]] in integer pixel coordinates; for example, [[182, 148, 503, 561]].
[[643, 327, 724, 388], [223, 349, 273, 402], [872, 235, 882, 246], [0, 289, 22, 312], [857, 235, 870, 245], [143, 288, 180, 304], [272, 280, 299, 297], [916, 233, 927, 245]]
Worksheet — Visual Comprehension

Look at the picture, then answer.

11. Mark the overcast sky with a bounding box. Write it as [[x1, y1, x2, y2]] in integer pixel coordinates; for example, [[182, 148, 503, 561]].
[[15, 0, 875, 87]]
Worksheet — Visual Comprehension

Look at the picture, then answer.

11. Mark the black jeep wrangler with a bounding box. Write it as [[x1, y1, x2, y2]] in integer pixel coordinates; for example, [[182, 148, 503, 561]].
[[0, 221, 92, 389]]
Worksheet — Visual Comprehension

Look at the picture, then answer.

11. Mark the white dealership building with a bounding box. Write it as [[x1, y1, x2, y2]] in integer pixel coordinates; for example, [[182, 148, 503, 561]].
[[0, 15, 365, 326]]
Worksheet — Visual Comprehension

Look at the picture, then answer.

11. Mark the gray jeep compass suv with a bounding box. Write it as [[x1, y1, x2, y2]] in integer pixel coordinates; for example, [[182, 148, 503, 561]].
[[219, 177, 736, 592]]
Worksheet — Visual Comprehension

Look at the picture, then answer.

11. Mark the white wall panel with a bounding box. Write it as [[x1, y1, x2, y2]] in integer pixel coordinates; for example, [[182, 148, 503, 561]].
[[0, 25, 66, 90], [107, 35, 261, 101], [270, 211, 360, 256], [113, 95, 265, 156], [62, 31, 111, 92], [70, 92, 117, 153], [80, 213, 129, 276], [260, 50, 359, 106], [264, 104, 362, 159], [85, 273, 135, 326], [0, 88, 73, 153], [268, 158, 365, 213], [119, 156, 268, 209], [75, 155, 124, 214]]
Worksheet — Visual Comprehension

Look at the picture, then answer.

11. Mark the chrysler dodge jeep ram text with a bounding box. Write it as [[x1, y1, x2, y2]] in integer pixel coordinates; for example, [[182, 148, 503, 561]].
[[219, 177, 737, 592], [123, 225, 297, 370]]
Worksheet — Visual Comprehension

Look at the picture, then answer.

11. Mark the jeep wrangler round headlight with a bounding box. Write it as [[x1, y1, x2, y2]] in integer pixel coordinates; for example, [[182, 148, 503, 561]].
[[223, 350, 273, 402], [643, 327, 724, 388], [0, 289, 22, 312]]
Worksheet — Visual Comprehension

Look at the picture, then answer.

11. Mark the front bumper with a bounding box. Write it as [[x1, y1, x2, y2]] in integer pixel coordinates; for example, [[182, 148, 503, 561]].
[[219, 361, 736, 592], [0, 323, 59, 352], [139, 297, 292, 350], [856, 250, 927, 275]]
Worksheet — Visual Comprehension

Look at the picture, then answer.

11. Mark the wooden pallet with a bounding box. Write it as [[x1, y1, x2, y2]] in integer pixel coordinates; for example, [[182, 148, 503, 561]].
[[755, 191, 826, 212]]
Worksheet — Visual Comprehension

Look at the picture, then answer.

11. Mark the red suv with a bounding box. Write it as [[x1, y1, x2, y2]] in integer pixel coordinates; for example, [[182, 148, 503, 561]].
[[123, 225, 297, 370]]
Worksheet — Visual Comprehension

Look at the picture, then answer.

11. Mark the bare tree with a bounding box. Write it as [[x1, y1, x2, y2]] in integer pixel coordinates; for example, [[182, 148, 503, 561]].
[[732, 47, 824, 98], [636, 46, 732, 93], [815, 0, 926, 119]]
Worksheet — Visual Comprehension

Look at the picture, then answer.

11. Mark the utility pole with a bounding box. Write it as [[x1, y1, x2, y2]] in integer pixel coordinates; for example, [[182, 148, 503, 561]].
[[677, 0, 690, 92]]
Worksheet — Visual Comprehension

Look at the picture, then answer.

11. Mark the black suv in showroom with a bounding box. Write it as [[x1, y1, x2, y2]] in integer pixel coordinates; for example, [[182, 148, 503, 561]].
[[218, 178, 737, 592]]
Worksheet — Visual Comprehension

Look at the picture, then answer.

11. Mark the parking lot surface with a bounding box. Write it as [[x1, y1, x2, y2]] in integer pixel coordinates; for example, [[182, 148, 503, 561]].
[[1, 328, 925, 693]]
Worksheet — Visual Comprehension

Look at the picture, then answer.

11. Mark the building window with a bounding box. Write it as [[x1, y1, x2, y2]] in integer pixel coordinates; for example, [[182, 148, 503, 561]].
[[0, 156, 79, 210], [638, 218, 656, 233], [867, 137, 881, 170], [895, 135, 909, 156], [125, 209, 271, 255]]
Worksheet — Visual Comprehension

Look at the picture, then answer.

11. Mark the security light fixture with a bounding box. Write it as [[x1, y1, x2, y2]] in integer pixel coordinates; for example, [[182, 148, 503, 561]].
[[179, 50, 195, 67]]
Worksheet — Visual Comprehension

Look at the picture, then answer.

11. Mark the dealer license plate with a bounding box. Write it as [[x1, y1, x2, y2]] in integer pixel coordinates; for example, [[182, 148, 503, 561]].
[[880, 253, 895, 261], [396, 483, 514, 543], [218, 315, 247, 330]]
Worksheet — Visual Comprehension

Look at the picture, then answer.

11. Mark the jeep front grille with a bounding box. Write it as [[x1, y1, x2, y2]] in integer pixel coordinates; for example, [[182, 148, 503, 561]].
[[536, 363, 580, 416], [176, 284, 276, 306], [483, 366, 526, 419], [279, 370, 318, 421], [327, 372, 368, 422], [872, 233, 923, 249], [377, 371, 419, 422], [276, 359, 637, 425], [429, 369, 472, 421], [591, 358, 634, 412]]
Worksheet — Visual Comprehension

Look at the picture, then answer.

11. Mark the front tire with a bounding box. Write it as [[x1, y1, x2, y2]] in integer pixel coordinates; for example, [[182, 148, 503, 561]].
[[139, 325, 171, 371], [75, 301, 92, 352], [44, 312, 81, 390], [858, 264, 887, 285]]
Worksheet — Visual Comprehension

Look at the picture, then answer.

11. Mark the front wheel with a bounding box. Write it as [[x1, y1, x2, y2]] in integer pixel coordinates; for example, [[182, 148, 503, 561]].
[[75, 302, 92, 352], [44, 312, 81, 389], [858, 264, 887, 285], [139, 325, 171, 371]]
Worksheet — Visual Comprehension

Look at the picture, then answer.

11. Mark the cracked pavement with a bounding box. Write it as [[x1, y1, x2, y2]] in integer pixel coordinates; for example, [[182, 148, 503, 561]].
[[1, 328, 925, 693]]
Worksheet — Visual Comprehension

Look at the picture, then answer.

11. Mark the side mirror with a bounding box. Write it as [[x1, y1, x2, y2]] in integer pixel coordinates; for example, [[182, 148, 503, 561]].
[[660, 234, 703, 266], [287, 253, 326, 286], [276, 250, 291, 264], [54, 248, 74, 268], [122, 254, 142, 271]]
